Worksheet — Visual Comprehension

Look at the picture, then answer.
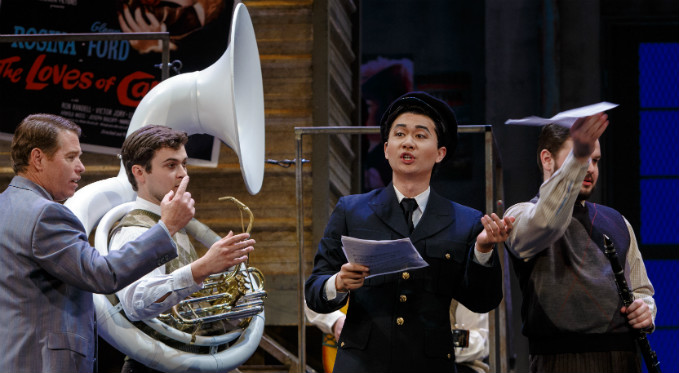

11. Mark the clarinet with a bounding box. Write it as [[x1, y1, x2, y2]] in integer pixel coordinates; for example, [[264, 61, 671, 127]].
[[603, 234, 661, 373]]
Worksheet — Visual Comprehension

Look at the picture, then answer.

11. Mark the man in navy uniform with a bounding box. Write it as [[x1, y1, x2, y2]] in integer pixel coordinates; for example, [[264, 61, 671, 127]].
[[305, 92, 513, 373]]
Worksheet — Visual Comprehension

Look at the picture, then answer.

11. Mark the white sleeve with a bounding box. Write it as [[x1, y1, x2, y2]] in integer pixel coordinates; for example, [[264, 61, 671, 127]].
[[624, 218, 657, 326], [324, 273, 349, 303], [110, 226, 203, 321], [473, 248, 493, 265], [453, 304, 489, 363], [505, 151, 589, 260], [304, 300, 344, 335]]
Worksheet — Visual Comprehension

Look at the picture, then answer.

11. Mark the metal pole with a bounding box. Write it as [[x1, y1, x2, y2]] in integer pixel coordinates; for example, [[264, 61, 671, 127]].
[[295, 126, 380, 373], [484, 127, 501, 373], [295, 130, 306, 373]]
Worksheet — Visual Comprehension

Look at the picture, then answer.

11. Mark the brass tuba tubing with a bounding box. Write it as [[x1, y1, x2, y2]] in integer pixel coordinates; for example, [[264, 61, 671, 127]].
[[156, 196, 267, 338], [218, 196, 254, 234], [168, 302, 266, 325]]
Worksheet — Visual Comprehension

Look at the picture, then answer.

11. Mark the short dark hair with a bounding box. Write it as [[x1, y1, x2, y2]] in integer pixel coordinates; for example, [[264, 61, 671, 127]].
[[11, 114, 81, 174], [537, 123, 571, 174], [121, 125, 189, 191]]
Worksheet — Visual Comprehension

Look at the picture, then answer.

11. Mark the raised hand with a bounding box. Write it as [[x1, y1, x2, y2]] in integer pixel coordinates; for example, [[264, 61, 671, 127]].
[[570, 113, 609, 160], [160, 175, 195, 236], [191, 231, 255, 283], [476, 213, 515, 253]]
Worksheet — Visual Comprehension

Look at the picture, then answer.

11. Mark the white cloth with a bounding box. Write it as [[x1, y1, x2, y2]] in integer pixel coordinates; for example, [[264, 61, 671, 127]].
[[304, 301, 344, 335], [453, 304, 489, 367], [109, 197, 203, 321]]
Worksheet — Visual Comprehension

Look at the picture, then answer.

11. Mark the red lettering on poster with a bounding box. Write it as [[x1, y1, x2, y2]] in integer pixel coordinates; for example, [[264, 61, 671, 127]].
[[1, 54, 160, 106], [0, 57, 23, 83], [25, 54, 93, 91], [25, 54, 48, 90], [116, 71, 158, 107]]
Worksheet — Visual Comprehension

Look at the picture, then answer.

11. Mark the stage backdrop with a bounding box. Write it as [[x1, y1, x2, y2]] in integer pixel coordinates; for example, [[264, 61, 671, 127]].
[[0, 0, 234, 164]]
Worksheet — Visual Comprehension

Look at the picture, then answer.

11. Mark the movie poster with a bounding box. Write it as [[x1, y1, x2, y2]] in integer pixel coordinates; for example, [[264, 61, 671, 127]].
[[0, 0, 233, 158]]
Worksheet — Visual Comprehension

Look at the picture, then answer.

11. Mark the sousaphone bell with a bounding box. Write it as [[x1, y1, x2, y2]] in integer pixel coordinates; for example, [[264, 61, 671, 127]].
[[64, 3, 266, 372]]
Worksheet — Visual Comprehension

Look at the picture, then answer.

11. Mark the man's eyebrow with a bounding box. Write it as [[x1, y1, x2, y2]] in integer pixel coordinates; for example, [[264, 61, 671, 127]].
[[161, 157, 186, 163], [415, 124, 433, 134], [392, 123, 433, 134]]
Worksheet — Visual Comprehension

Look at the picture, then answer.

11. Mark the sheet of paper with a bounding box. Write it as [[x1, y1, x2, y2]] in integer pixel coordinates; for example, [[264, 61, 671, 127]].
[[505, 102, 618, 128], [341, 236, 429, 279]]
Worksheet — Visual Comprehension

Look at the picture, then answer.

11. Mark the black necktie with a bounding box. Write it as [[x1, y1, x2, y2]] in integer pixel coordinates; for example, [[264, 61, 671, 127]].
[[401, 198, 418, 234]]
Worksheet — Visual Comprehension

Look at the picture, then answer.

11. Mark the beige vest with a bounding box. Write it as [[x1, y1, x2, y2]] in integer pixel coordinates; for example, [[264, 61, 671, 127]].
[[111, 209, 199, 273]]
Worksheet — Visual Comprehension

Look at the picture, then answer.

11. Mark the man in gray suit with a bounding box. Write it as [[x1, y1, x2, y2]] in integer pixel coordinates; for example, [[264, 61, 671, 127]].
[[0, 114, 195, 373]]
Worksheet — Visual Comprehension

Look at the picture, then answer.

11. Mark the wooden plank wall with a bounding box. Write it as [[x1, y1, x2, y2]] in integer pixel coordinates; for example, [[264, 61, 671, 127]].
[[246, 0, 316, 325], [311, 0, 360, 260], [0, 0, 359, 326]]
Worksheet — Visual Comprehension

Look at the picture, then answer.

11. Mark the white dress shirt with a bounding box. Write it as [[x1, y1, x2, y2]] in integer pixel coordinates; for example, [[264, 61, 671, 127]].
[[109, 197, 203, 321]]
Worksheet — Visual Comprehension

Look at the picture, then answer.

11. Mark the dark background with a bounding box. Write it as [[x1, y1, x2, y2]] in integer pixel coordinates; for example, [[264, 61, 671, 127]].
[[359, 0, 678, 372]]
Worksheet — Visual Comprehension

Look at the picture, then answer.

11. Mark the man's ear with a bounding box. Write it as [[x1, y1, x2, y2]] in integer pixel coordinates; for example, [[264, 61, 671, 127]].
[[30, 148, 44, 171], [435, 146, 447, 163], [131, 164, 145, 184], [540, 149, 554, 177]]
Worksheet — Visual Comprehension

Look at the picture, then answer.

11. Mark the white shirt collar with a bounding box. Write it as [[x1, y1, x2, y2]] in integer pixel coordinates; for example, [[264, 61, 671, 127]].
[[135, 196, 162, 216], [393, 185, 430, 224]]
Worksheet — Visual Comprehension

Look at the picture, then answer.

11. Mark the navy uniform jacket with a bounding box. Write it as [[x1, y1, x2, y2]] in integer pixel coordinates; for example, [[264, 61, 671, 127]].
[[0, 176, 177, 373], [305, 184, 503, 373]]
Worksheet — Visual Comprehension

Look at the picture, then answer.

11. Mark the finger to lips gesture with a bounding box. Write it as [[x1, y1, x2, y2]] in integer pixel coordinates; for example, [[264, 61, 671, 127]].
[[476, 213, 515, 252], [160, 176, 195, 236]]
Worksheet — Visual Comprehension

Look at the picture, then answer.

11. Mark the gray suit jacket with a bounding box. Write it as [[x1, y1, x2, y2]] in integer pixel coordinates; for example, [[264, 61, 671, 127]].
[[0, 176, 177, 373]]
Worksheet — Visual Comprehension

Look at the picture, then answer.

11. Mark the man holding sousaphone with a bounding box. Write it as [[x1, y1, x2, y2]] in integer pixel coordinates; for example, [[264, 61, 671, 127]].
[[110, 125, 256, 373], [305, 92, 514, 373]]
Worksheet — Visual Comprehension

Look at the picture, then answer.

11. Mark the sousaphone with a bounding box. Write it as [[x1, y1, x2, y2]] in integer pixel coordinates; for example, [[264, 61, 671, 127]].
[[64, 3, 266, 372]]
